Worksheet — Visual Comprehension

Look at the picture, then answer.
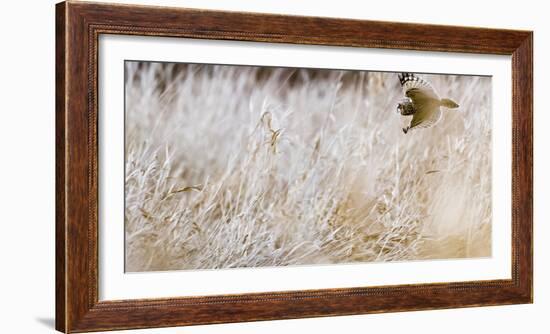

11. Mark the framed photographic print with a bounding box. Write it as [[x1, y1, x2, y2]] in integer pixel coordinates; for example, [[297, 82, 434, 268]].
[[56, 1, 533, 332]]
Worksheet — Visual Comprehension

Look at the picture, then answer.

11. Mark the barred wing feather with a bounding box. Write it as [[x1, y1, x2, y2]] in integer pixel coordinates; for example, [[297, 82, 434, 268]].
[[398, 72, 439, 99]]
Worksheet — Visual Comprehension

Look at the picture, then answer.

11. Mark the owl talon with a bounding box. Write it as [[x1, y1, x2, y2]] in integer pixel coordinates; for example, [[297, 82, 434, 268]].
[[403, 127, 409, 134]]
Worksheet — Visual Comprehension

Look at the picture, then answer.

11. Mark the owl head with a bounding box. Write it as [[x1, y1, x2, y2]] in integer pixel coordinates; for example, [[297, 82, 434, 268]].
[[396, 100, 415, 115]]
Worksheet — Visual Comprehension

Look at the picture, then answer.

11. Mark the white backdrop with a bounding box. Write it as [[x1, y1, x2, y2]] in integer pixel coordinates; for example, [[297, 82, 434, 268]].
[[0, 0, 546, 333]]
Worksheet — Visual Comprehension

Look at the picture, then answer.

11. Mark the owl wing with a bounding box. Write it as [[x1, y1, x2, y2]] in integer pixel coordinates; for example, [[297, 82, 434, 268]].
[[409, 106, 442, 129], [398, 73, 439, 100]]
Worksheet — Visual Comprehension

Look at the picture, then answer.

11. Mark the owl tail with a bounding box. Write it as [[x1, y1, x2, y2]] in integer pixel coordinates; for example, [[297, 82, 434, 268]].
[[440, 98, 459, 109]]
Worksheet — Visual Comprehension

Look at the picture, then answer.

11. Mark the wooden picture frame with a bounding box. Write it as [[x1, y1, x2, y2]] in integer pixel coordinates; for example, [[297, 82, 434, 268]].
[[56, 1, 533, 332]]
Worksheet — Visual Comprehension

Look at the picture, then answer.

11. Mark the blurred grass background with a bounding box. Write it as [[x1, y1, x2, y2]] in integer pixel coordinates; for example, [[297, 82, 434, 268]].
[[124, 62, 492, 272]]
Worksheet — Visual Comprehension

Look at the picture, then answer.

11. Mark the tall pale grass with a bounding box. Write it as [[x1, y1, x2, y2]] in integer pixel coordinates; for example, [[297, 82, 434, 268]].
[[124, 62, 492, 272]]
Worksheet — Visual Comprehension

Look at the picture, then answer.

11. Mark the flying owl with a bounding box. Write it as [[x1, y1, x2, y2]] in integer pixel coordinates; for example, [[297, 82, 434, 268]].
[[396, 73, 459, 134]]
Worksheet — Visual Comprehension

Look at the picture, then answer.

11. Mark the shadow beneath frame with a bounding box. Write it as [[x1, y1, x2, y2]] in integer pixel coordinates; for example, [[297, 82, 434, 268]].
[[35, 317, 55, 329]]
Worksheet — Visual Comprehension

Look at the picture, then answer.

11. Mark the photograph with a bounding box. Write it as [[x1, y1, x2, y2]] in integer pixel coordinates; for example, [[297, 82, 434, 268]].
[[124, 61, 492, 272], [43, 1, 537, 332]]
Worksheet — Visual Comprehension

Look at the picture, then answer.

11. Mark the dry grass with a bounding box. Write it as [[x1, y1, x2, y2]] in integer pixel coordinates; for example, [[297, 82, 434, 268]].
[[124, 62, 492, 272]]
